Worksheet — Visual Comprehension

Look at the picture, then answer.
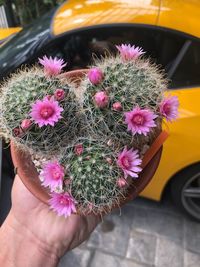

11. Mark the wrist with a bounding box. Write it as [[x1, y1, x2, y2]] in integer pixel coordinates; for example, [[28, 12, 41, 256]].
[[0, 210, 59, 267]]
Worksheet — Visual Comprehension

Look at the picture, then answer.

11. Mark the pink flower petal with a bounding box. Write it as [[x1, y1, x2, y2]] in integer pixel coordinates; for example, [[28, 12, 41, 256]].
[[116, 44, 145, 61], [159, 96, 179, 122], [30, 98, 63, 127], [39, 56, 66, 76], [40, 161, 65, 191], [117, 147, 142, 179], [49, 192, 76, 218], [125, 107, 157, 136]]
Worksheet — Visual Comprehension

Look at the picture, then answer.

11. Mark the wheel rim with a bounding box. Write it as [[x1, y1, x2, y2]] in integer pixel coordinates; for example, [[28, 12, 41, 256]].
[[181, 172, 200, 220]]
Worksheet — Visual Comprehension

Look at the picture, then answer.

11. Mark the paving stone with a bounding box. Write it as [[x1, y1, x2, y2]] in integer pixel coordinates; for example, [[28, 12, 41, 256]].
[[87, 205, 134, 257], [126, 230, 156, 266], [79, 241, 88, 250], [91, 251, 147, 267], [58, 248, 91, 267], [129, 197, 180, 215], [184, 250, 200, 267], [131, 206, 183, 242], [155, 237, 183, 267], [129, 197, 165, 210], [59, 199, 200, 267], [184, 219, 200, 254]]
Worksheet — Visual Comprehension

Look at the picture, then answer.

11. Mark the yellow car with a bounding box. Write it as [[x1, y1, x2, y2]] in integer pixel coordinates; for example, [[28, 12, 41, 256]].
[[0, 27, 22, 45], [0, 0, 200, 220]]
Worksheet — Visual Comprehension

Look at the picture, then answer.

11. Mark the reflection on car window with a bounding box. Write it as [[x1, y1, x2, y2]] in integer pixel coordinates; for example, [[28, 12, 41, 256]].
[[170, 41, 200, 88], [0, 9, 56, 79], [34, 26, 186, 83], [28, 25, 200, 89]]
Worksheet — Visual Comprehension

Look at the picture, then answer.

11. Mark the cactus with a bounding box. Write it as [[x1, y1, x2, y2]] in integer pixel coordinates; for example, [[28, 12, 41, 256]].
[[38, 139, 135, 215], [0, 48, 179, 218], [82, 54, 167, 148], [0, 67, 84, 155]]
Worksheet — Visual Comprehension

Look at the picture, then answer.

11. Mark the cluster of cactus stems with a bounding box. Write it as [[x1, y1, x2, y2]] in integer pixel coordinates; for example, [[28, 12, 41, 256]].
[[82, 56, 166, 148], [0, 67, 84, 156], [60, 139, 129, 214], [0, 46, 179, 217]]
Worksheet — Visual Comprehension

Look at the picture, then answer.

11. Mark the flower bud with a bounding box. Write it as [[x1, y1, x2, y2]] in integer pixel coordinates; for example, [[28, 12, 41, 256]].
[[117, 177, 127, 188], [88, 68, 104, 85], [13, 127, 23, 137], [21, 119, 32, 130], [112, 102, 122, 111], [54, 89, 65, 101], [94, 91, 109, 108], [74, 144, 84, 156]]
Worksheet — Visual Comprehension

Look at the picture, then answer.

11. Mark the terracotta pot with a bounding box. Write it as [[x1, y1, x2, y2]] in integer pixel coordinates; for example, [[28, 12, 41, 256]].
[[10, 69, 169, 211]]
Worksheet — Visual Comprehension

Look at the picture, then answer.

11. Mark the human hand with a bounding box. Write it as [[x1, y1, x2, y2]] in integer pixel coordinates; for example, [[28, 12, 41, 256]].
[[0, 175, 100, 267]]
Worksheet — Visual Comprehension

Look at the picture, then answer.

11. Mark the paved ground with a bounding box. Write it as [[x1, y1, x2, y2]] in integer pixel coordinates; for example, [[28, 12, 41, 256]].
[[59, 197, 200, 267]]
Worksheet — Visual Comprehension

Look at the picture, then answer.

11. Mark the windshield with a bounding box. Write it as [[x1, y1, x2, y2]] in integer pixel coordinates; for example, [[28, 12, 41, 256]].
[[0, 8, 56, 80]]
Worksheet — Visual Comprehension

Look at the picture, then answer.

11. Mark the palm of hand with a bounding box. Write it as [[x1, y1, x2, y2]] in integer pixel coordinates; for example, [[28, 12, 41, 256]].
[[11, 175, 100, 256]]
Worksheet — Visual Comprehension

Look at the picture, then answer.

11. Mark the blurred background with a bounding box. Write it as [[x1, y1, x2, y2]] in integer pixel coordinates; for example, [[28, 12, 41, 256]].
[[0, 0, 200, 266], [0, 0, 64, 27]]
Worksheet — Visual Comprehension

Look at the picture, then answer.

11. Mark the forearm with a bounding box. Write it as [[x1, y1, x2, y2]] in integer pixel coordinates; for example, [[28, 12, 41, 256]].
[[0, 211, 59, 267]]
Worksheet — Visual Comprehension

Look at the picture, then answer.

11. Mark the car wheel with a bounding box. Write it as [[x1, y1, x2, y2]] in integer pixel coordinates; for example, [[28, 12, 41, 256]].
[[171, 163, 200, 221]]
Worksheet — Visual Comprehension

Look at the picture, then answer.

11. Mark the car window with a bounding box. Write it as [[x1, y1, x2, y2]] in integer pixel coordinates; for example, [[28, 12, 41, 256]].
[[0, 8, 56, 80], [34, 26, 185, 71], [28, 25, 200, 89], [170, 40, 200, 88]]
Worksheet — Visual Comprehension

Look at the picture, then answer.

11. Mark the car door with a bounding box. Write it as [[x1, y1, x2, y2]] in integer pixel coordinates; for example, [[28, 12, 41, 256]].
[[157, 0, 200, 38]]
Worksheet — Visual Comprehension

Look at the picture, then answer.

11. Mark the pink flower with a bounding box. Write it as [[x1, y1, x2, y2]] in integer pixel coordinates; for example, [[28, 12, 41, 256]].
[[30, 98, 63, 127], [49, 192, 76, 218], [112, 102, 122, 111], [116, 44, 145, 61], [38, 56, 66, 76], [117, 177, 127, 188], [21, 119, 32, 130], [41, 161, 65, 191], [88, 68, 104, 85], [125, 107, 157, 136], [159, 96, 179, 122], [54, 89, 65, 101], [74, 144, 84, 155], [94, 91, 109, 108], [117, 147, 142, 178]]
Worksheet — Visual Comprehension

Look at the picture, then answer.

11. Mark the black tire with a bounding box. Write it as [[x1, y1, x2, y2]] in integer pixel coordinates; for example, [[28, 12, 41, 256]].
[[171, 163, 200, 221]]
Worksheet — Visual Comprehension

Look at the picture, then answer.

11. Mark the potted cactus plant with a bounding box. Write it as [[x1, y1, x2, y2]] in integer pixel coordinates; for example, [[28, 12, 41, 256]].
[[0, 44, 178, 218]]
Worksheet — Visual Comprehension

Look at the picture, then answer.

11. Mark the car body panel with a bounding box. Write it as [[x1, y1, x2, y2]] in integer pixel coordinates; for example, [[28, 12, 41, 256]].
[[158, 0, 200, 38], [141, 87, 200, 200], [52, 0, 160, 36], [0, 27, 22, 40]]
